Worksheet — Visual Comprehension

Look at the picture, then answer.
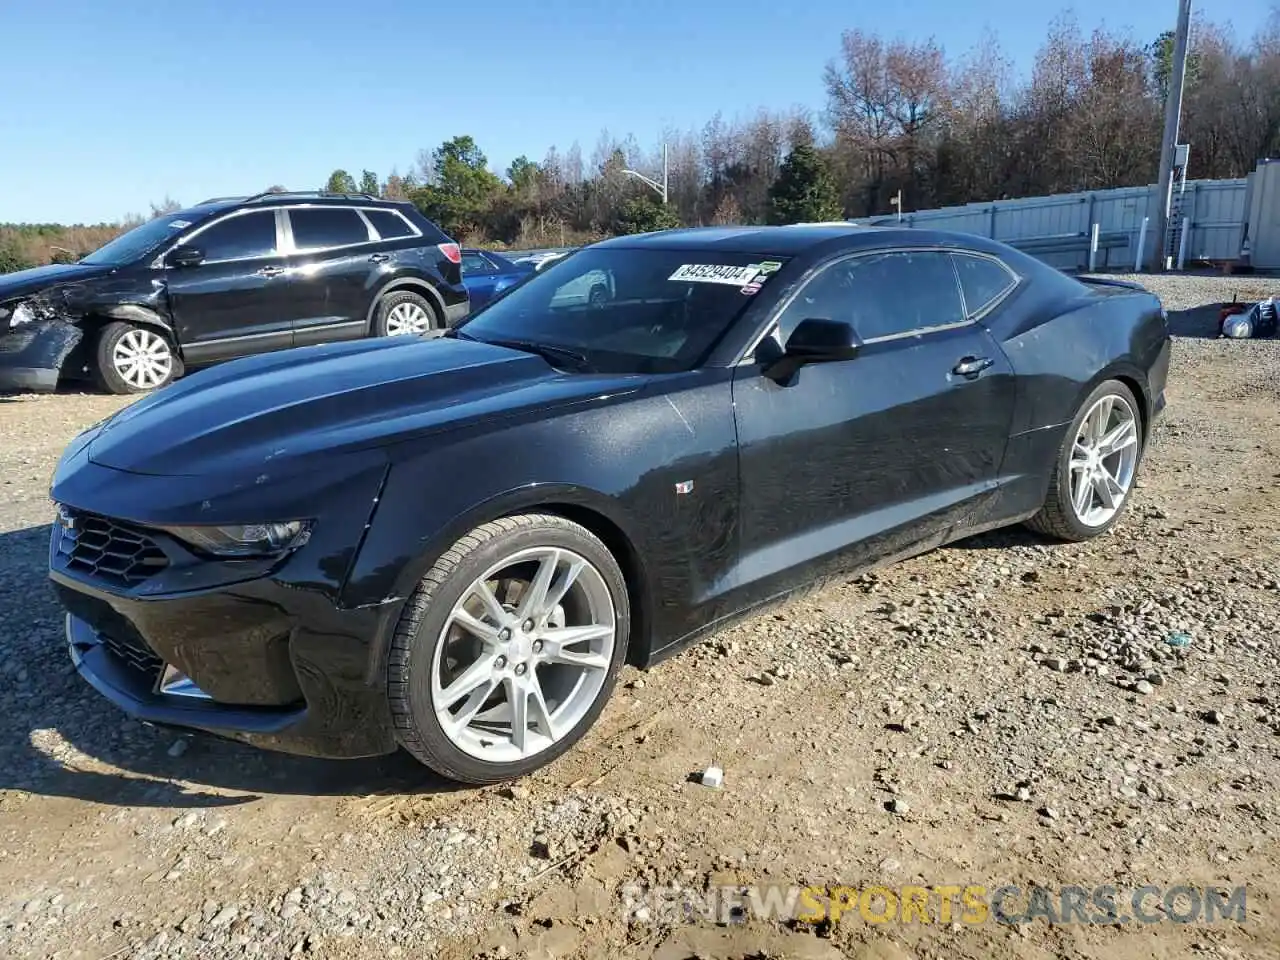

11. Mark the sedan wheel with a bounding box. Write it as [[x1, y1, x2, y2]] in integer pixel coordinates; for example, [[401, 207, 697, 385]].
[[1026, 379, 1145, 542], [1068, 393, 1140, 527], [388, 514, 630, 784], [432, 546, 616, 762]]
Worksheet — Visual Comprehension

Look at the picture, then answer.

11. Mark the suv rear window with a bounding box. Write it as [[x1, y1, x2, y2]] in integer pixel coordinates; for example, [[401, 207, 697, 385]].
[[364, 209, 416, 240], [289, 208, 371, 251]]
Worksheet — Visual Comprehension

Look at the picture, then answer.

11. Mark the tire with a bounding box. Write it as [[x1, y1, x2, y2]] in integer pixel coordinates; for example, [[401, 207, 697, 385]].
[[1025, 378, 1145, 542], [387, 513, 631, 784], [92, 321, 179, 395], [374, 290, 439, 337]]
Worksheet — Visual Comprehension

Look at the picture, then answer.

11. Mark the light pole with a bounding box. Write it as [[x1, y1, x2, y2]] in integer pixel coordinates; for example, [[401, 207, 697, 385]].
[[1153, 0, 1193, 271], [623, 143, 669, 204]]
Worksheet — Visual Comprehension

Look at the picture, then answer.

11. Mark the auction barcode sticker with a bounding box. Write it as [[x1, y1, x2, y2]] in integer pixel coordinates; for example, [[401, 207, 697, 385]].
[[669, 263, 762, 286]]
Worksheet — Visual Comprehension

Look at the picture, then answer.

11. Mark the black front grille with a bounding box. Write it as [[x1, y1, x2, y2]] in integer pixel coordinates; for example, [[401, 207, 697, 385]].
[[99, 630, 164, 679], [56, 509, 169, 587]]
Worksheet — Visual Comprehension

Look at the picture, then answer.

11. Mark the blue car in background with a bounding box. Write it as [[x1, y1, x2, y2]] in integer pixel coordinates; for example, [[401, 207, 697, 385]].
[[459, 249, 535, 309]]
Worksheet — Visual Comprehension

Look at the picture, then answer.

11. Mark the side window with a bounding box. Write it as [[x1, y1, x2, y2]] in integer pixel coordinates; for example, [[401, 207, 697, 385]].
[[364, 209, 416, 240], [288, 207, 371, 251], [192, 211, 278, 262], [952, 254, 1016, 317], [774, 260, 861, 343], [775, 250, 966, 344], [461, 252, 495, 275]]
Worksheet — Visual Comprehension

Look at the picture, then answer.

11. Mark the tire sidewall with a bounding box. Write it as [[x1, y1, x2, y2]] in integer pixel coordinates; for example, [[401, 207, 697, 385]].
[[399, 520, 631, 783], [1053, 378, 1144, 539], [375, 290, 438, 337], [94, 322, 177, 395]]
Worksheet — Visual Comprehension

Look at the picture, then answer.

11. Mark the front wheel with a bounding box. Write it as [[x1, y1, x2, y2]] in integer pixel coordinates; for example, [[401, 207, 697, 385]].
[[387, 514, 631, 784], [92, 322, 179, 394], [1025, 378, 1145, 541]]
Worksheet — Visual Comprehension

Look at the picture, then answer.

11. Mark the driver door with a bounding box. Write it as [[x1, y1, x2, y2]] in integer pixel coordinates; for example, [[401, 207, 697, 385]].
[[165, 209, 297, 363], [730, 249, 1017, 601]]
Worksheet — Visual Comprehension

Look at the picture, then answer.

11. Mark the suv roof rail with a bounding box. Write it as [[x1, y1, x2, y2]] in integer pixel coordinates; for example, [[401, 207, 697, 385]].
[[242, 190, 382, 204], [198, 195, 251, 204]]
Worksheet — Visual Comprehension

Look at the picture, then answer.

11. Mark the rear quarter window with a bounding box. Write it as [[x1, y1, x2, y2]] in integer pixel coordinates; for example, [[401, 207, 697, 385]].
[[365, 209, 417, 241], [951, 254, 1017, 316]]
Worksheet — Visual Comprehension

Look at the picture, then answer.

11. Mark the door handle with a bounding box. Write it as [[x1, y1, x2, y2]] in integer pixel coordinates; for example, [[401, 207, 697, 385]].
[[258, 265, 286, 277], [368, 253, 391, 263], [952, 356, 994, 378]]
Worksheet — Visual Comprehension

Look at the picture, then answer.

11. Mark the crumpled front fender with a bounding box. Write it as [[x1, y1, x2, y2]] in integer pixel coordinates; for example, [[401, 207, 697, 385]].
[[0, 319, 83, 393]]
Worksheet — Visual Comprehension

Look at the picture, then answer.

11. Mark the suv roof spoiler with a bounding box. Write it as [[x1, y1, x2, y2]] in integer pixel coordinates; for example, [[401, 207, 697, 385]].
[[197, 190, 384, 204]]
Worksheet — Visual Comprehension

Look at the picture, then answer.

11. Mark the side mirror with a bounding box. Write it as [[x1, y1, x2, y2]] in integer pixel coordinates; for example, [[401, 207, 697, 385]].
[[764, 318, 861, 382], [166, 244, 205, 268]]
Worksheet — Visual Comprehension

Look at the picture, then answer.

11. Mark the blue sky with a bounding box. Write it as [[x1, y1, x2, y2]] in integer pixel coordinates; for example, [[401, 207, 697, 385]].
[[2, 0, 1274, 224]]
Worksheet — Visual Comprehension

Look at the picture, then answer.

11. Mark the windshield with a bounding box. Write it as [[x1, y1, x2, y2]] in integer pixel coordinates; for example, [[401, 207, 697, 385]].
[[456, 247, 788, 373], [79, 206, 218, 266]]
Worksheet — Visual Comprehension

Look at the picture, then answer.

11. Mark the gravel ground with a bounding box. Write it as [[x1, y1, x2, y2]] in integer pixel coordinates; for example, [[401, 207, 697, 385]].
[[0, 273, 1277, 960]]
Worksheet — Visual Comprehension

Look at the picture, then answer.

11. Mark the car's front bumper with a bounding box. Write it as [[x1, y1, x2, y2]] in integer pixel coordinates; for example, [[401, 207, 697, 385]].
[[65, 612, 308, 739], [0, 320, 83, 392], [53, 561, 405, 759], [47, 443, 406, 760]]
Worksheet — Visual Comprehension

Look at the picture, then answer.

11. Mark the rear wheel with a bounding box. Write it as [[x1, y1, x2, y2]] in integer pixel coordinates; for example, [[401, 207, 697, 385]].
[[387, 514, 630, 784], [92, 322, 179, 394], [374, 290, 438, 337], [1025, 379, 1144, 541]]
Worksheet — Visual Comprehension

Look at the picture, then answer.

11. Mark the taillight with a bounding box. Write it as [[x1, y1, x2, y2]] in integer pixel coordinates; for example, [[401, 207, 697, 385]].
[[437, 242, 461, 265]]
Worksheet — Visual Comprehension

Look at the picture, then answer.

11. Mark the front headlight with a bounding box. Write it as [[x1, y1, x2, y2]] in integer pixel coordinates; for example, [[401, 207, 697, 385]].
[[158, 520, 313, 558], [9, 302, 35, 328]]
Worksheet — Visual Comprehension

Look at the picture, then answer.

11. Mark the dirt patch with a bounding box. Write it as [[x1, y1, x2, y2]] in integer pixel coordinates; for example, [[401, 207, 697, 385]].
[[0, 274, 1278, 959]]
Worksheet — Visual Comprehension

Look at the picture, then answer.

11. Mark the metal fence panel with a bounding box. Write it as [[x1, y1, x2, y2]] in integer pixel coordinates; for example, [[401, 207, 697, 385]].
[[855, 175, 1251, 268]]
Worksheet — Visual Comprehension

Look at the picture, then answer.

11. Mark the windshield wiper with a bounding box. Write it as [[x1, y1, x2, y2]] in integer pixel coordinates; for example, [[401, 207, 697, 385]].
[[481, 338, 594, 372]]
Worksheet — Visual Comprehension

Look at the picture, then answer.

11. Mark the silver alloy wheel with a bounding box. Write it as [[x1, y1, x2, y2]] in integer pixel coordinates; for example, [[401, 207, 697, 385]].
[[1068, 392, 1140, 527], [384, 301, 433, 335], [430, 546, 616, 763], [112, 328, 173, 390]]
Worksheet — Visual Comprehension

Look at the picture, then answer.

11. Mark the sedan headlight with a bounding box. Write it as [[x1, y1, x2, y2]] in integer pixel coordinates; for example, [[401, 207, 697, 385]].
[[158, 520, 313, 558]]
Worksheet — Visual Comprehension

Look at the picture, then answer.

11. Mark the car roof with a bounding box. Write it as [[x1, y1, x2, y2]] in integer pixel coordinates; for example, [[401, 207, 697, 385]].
[[593, 224, 1006, 258]]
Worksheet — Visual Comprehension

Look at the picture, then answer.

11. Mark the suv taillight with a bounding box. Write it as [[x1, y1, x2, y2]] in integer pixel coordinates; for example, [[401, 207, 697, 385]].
[[437, 242, 462, 265]]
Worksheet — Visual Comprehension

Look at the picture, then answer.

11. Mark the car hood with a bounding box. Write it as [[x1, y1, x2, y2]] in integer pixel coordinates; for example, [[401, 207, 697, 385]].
[[87, 335, 646, 477], [0, 262, 116, 301]]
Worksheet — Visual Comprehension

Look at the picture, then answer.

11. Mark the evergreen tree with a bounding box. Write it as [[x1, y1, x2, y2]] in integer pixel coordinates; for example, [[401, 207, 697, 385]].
[[766, 143, 842, 224]]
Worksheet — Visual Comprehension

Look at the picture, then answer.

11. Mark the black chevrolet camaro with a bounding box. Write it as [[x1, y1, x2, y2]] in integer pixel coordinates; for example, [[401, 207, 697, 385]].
[[47, 224, 1172, 784]]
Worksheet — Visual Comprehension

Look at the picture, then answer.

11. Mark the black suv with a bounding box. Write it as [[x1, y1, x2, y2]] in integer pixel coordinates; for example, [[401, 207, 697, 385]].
[[0, 192, 468, 394]]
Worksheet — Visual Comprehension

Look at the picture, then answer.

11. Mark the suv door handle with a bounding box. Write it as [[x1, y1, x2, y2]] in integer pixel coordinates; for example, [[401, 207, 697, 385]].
[[258, 265, 286, 278], [368, 253, 391, 263], [952, 356, 994, 378]]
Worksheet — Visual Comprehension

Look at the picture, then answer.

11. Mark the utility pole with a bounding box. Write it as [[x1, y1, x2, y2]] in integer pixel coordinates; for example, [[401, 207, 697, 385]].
[[1153, 0, 1192, 272], [623, 143, 669, 204]]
